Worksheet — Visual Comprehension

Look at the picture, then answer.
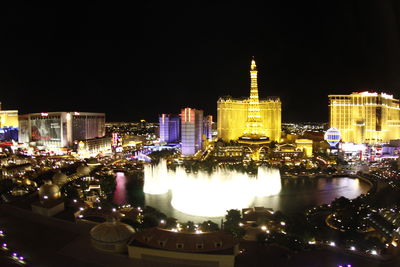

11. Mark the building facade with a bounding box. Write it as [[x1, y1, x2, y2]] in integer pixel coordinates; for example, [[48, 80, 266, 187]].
[[203, 115, 213, 141], [19, 112, 105, 149], [128, 227, 239, 267], [181, 107, 203, 156], [77, 136, 111, 157], [0, 105, 19, 141], [0, 110, 18, 128], [329, 92, 400, 144], [217, 60, 281, 143], [159, 114, 180, 143]]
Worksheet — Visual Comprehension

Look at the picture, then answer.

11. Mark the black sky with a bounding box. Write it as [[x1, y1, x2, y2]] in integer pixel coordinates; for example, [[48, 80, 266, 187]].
[[1, 1, 400, 122]]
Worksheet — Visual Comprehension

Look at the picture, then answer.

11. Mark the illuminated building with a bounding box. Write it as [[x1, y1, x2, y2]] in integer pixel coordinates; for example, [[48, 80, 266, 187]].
[[0, 110, 18, 128], [217, 59, 281, 143], [159, 114, 180, 143], [329, 92, 400, 144], [213, 143, 244, 159], [0, 127, 18, 141], [203, 115, 213, 141], [271, 144, 303, 161], [295, 139, 313, 157], [0, 105, 18, 141], [19, 112, 105, 149], [77, 136, 112, 158], [181, 107, 203, 156]]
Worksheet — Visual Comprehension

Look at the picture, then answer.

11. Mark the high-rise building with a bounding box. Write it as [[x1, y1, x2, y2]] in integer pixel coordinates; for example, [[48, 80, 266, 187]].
[[217, 59, 281, 143], [159, 114, 180, 143], [19, 112, 105, 148], [181, 107, 203, 156], [203, 115, 213, 141], [329, 92, 400, 144]]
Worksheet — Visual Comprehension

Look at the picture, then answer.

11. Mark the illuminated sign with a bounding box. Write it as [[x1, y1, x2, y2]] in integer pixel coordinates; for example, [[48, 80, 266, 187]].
[[31, 118, 61, 141], [324, 127, 341, 147], [112, 132, 122, 148]]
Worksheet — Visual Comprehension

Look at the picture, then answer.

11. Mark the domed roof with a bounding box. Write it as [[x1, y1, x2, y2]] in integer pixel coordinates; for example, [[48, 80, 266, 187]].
[[38, 181, 61, 201], [87, 158, 100, 165], [90, 221, 135, 243], [52, 170, 68, 185], [77, 164, 91, 176]]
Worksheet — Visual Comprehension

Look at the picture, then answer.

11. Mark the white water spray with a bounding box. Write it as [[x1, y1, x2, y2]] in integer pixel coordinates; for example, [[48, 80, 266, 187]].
[[144, 160, 281, 217]]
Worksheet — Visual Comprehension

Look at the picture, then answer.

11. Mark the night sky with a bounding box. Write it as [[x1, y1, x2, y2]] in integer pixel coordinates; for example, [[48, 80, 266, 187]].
[[1, 2, 400, 122]]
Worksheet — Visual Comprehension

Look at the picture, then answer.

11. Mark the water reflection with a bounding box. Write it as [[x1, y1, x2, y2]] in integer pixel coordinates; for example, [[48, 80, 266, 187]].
[[113, 172, 127, 205], [113, 166, 370, 223]]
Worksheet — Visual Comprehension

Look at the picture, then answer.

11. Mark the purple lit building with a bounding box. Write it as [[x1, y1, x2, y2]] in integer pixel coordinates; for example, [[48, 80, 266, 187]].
[[181, 108, 203, 156], [203, 115, 213, 141], [159, 114, 180, 143]]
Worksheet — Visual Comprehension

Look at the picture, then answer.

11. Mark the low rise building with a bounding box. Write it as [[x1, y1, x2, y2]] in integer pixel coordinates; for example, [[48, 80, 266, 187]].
[[128, 227, 239, 267]]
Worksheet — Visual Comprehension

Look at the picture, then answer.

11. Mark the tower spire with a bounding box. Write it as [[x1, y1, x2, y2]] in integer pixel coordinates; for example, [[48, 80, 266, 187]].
[[243, 57, 264, 135], [251, 56, 257, 71]]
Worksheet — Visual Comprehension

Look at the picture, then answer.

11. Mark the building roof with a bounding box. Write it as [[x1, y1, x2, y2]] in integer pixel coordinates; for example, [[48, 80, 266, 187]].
[[38, 181, 61, 200], [90, 221, 135, 243], [76, 164, 91, 176], [129, 227, 237, 254], [52, 170, 68, 185], [19, 112, 105, 116]]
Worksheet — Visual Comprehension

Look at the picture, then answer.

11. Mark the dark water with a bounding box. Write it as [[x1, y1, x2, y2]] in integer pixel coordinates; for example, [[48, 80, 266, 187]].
[[113, 173, 370, 223]]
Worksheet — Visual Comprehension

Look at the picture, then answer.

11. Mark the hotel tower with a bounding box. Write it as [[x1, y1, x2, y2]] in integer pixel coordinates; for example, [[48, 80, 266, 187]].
[[329, 92, 400, 144]]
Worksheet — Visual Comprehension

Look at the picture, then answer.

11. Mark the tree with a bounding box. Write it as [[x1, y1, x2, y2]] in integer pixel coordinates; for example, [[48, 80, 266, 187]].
[[99, 174, 116, 199], [200, 220, 220, 232], [332, 196, 351, 209], [164, 217, 177, 229], [224, 209, 245, 239], [142, 214, 159, 229], [181, 221, 196, 232], [0, 179, 13, 194]]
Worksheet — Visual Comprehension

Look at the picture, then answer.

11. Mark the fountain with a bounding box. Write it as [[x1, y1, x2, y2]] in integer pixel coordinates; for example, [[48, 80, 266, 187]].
[[144, 160, 281, 217]]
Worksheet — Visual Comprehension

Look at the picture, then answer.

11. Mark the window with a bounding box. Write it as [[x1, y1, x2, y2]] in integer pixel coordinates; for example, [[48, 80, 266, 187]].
[[158, 240, 165, 247], [196, 243, 204, 249], [214, 242, 222, 248], [176, 243, 184, 249]]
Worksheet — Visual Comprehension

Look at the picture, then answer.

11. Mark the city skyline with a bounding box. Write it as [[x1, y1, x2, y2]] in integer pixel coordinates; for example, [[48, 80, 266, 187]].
[[2, 2, 400, 122], [3, 3, 400, 267]]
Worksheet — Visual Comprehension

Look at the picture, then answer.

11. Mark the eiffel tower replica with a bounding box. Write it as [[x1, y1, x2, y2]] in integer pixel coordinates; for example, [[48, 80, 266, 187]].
[[238, 57, 270, 160]]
